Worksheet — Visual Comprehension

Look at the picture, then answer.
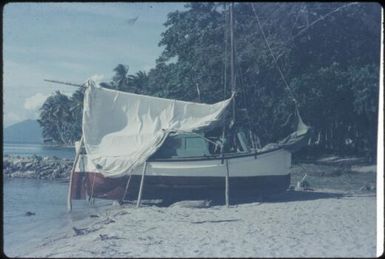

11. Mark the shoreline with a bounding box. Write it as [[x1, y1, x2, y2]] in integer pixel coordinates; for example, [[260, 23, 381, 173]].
[[2, 154, 377, 192], [3, 154, 378, 257]]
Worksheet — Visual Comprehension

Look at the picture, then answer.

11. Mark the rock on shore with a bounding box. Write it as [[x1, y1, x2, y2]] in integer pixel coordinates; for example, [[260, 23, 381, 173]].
[[3, 155, 73, 180]]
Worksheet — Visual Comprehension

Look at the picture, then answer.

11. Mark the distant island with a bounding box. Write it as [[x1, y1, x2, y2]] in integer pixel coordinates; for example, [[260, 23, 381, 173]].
[[4, 119, 43, 144]]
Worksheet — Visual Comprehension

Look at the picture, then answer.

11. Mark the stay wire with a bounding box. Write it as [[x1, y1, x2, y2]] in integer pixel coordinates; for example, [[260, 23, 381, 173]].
[[290, 2, 359, 42], [223, 4, 228, 99], [251, 3, 298, 106]]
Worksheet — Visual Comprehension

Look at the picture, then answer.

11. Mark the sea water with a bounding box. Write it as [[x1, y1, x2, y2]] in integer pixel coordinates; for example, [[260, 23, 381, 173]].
[[3, 178, 69, 256], [3, 142, 75, 159], [2, 144, 110, 256], [3, 178, 113, 257]]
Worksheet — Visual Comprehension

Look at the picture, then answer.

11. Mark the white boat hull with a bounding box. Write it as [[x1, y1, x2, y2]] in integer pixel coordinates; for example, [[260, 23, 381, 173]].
[[76, 148, 291, 178], [71, 148, 292, 201], [134, 148, 291, 177]]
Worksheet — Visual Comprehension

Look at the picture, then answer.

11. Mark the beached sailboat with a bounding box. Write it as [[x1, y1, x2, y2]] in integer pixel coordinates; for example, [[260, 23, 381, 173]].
[[66, 4, 312, 210]]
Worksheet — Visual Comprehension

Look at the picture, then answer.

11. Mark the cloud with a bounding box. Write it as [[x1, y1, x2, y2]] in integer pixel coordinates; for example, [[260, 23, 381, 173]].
[[87, 73, 105, 84], [24, 93, 49, 111], [3, 3, 187, 129], [140, 64, 155, 73]]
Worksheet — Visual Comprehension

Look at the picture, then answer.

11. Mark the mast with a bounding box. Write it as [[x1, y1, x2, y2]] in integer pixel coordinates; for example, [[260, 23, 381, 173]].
[[220, 2, 236, 157], [230, 2, 236, 126]]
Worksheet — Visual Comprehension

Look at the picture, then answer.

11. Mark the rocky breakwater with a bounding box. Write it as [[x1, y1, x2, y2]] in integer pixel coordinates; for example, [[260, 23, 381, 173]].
[[3, 155, 74, 180]]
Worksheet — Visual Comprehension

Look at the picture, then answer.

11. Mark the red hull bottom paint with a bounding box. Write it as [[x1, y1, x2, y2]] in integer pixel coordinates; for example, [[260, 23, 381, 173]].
[[71, 172, 291, 202]]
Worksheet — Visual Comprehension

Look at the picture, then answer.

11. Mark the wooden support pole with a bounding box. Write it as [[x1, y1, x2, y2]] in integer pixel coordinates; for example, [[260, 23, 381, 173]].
[[225, 159, 230, 207], [89, 173, 96, 206], [136, 162, 148, 208], [121, 173, 133, 203], [67, 137, 84, 212]]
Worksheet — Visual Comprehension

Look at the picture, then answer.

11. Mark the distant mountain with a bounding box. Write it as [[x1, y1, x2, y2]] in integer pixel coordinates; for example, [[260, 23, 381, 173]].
[[3, 119, 43, 144]]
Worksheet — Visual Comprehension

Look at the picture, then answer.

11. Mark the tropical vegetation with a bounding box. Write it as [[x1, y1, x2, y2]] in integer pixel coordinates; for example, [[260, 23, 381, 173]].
[[38, 2, 381, 160]]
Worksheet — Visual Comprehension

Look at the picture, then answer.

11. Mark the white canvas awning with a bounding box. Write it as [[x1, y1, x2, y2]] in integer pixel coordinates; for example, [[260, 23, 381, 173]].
[[81, 82, 233, 177]]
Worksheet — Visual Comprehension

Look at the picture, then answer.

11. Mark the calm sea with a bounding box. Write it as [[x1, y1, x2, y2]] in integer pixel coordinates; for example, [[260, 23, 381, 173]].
[[2, 143, 110, 256], [3, 142, 75, 159]]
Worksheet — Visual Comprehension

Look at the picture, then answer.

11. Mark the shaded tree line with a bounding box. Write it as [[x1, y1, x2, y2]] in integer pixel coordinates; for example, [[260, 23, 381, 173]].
[[38, 2, 381, 159]]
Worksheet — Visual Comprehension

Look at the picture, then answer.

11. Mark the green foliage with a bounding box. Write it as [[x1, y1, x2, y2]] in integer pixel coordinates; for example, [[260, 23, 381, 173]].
[[149, 2, 380, 156], [38, 3, 380, 158], [100, 64, 150, 94], [38, 90, 84, 145]]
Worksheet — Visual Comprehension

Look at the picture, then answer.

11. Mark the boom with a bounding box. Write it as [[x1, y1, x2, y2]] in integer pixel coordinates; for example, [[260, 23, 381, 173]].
[[44, 79, 85, 88]]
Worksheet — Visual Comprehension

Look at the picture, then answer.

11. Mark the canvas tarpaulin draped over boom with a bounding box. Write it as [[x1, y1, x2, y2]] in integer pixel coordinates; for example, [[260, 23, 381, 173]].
[[82, 82, 233, 178]]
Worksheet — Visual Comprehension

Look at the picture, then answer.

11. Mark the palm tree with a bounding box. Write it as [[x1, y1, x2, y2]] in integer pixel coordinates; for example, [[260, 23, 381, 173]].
[[38, 91, 73, 145], [69, 89, 85, 142], [39, 97, 60, 144], [99, 64, 131, 91], [112, 64, 130, 91], [127, 71, 149, 94]]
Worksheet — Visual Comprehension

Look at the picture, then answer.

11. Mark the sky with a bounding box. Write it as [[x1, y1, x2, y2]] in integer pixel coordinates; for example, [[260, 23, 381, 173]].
[[3, 2, 187, 127]]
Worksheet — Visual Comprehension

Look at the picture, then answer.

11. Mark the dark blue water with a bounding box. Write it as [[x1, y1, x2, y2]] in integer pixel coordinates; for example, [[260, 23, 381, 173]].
[[3, 142, 76, 159]]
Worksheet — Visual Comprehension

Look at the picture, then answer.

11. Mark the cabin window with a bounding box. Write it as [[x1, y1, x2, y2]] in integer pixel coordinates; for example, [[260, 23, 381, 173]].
[[151, 134, 210, 159], [151, 137, 181, 158], [176, 136, 210, 157], [185, 137, 204, 149]]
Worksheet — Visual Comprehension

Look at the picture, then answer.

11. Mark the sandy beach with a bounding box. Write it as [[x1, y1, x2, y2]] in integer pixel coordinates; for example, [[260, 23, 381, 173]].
[[16, 188, 376, 258], [4, 158, 378, 258]]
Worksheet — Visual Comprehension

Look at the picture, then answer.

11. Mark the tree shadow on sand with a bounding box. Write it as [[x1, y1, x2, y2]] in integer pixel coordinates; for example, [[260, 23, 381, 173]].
[[240, 190, 345, 204], [142, 189, 347, 207]]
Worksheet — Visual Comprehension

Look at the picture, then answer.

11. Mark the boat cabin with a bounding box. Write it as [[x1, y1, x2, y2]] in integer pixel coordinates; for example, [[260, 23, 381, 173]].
[[150, 130, 253, 160]]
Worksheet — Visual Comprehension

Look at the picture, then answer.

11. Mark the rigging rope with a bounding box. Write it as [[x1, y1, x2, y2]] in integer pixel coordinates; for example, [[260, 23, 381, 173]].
[[251, 3, 298, 106], [290, 2, 359, 41], [221, 3, 229, 157], [251, 2, 359, 126]]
